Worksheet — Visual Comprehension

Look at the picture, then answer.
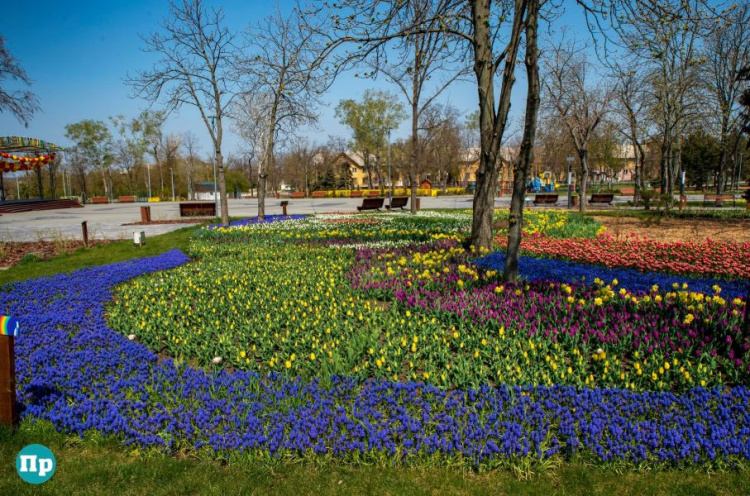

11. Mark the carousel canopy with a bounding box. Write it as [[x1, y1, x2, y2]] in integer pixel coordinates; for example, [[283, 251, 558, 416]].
[[0, 136, 63, 153], [0, 136, 63, 173]]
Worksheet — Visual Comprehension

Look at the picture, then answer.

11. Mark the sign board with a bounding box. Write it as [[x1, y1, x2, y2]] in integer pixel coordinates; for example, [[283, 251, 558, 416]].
[[0, 315, 18, 426], [0, 316, 19, 337]]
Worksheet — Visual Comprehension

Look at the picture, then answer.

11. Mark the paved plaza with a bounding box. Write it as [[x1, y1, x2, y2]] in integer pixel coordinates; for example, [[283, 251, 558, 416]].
[[0, 194, 695, 241]]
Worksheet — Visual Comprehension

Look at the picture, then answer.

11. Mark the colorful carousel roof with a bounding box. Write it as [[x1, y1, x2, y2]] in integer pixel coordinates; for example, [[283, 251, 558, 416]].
[[0, 137, 62, 173]]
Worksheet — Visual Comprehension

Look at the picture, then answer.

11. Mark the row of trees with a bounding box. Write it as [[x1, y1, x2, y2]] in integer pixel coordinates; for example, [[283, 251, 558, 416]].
[[5, 111, 253, 201]]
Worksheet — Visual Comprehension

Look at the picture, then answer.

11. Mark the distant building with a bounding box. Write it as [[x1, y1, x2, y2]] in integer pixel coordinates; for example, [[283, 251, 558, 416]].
[[323, 151, 406, 189], [194, 182, 217, 200], [456, 147, 519, 190]]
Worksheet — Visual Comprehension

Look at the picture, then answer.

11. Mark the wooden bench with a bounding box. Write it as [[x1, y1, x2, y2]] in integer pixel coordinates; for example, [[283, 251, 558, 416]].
[[386, 196, 409, 210], [179, 202, 216, 217], [357, 197, 384, 211], [290, 192, 305, 199], [311, 191, 327, 198], [350, 191, 363, 198], [91, 196, 109, 204], [118, 196, 135, 203], [703, 194, 736, 207], [533, 194, 558, 206], [589, 193, 614, 204]]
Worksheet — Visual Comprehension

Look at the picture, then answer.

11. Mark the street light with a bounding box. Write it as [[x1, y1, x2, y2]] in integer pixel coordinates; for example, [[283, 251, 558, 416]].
[[566, 155, 575, 209], [185, 159, 192, 200], [147, 164, 152, 198], [387, 129, 393, 201], [169, 166, 175, 202]]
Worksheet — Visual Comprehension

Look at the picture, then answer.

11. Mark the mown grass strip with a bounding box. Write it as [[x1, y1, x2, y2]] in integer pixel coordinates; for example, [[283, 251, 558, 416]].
[[0, 421, 748, 496]]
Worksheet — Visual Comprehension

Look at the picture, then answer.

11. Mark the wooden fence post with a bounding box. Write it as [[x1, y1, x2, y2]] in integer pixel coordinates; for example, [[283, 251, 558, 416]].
[[81, 221, 89, 247], [0, 316, 19, 427]]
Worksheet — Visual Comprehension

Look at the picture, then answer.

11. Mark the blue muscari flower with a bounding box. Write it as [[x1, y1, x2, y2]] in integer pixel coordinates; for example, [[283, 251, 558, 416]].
[[475, 251, 749, 298]]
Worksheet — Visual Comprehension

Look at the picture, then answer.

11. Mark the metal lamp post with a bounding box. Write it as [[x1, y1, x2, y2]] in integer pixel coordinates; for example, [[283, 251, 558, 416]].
[[169, 166, 175, 202], [147, 164, 152, 198], [566, 155, 574, 209], [185, 159, 192, 200], [387, 129, 393, 200]]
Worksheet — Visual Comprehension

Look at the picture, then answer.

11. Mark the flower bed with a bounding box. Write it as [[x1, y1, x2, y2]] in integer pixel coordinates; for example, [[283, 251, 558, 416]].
[[4, 214, 750, 469], [207, 214, 306, 230], [110, 222, 748, 393], [3, 252, 750, 467], [494, 233, 750, 280], [474, 251, 749, 299], [495, 210, 603, 238]]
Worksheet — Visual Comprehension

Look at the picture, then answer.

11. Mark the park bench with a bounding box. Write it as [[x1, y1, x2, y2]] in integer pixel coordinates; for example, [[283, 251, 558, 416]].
[[290, 192, 305, 199], [366, 190, 380, 197], [118, 196, 135, 203], [703, 194, 736, 207], [311, 191, 327, 198], [589, 193, 614, 205], [179, 202, 216, 217], [620, 187, 635, 196], [533, 194, 558, 206], [350, 191, 363, 198], [356, 197, 384, 212], [386, 196, 409, 210], [91, 196, 109, 204]]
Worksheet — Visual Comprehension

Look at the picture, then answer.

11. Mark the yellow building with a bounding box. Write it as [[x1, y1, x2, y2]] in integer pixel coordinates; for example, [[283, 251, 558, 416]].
[[327, 151, 398, 189], [457, 147, 519, 191]]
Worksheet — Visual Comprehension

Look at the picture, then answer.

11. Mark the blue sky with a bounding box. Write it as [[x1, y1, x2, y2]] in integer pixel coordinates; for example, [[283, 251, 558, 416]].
[[0, 1, 587, 159]]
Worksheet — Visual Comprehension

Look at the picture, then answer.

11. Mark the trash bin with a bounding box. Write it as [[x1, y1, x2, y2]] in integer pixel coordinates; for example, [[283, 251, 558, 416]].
[[140, 206, 151, 223]]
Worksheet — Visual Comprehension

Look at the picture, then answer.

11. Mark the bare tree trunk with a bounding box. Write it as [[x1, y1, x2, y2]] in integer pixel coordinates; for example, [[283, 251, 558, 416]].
[[258, 129, 274, 221], [636, 142, 646, 203], [717, 126, 728, 195], [152, 145, 160, 198], [366, 164, 373, 189], [48, 161, 57, 198], [676, 134, 684, 196], [470, 0, 526, 252], [158, 163, 165, 198], [217, 149, 229, 225], [78, 172, 88, 200], [258, 167, 267, 219], [505, 0, 540, 283], [410, 46, 419, 214], [660, 137, 670, 194], [579, 150, 589, 212], [35, 167, 44, 199]]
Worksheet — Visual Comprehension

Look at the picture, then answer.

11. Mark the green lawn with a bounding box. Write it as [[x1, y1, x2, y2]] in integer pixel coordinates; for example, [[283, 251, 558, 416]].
[[1, 214, 749, 494], [0, 224, 203, 286], [1, 421, 748, 496]]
